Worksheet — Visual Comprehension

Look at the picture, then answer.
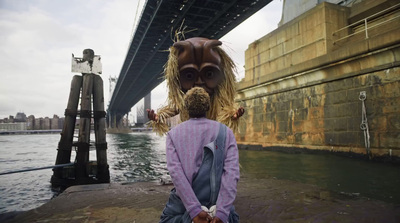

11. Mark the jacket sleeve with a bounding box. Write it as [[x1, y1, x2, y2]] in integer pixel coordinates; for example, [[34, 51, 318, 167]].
[[166, 133, 202, 220], [215, 128, 240, 223]]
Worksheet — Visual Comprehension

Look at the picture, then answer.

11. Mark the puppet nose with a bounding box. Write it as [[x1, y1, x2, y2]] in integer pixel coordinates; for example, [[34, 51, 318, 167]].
[[194, 76, 205, 86]]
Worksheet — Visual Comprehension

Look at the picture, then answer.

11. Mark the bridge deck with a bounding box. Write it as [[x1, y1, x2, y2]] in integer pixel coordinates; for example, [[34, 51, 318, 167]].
[[109, 0, 273, 116]]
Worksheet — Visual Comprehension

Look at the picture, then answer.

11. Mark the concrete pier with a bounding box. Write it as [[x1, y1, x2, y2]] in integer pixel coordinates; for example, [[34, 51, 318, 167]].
[[236, 0, 400, 159], [4, 176, 399, 223]]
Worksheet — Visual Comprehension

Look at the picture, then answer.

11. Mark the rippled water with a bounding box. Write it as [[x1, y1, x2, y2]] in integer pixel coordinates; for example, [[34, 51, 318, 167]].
[[107, 133, 167, 183], [0, 133, 399, 214], [239, 150, 400, 204], [0, 132, 167, 214], [0, 134, 61, 214]]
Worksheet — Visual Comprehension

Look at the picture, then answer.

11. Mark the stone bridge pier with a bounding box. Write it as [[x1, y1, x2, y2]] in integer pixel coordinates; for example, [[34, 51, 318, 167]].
[[107, 111, 130, 133], [235, 0, 400, 160]]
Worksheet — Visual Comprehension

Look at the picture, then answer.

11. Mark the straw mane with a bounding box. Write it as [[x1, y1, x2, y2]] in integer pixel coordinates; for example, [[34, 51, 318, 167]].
[[149, 39, 240, 135]]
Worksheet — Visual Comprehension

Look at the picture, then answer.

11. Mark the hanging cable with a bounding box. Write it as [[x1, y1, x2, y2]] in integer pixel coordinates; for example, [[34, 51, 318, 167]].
[[0, 163, 74, 176], [359, 91, 371, 159]]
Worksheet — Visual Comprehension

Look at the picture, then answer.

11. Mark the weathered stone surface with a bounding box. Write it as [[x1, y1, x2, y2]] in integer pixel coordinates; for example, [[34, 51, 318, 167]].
[[235, 1, 400, 159], [4, 178, 399, 223]]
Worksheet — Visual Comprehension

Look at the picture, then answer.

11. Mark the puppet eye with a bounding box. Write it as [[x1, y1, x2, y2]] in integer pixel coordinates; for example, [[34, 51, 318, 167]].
[[200, 66, 221, 81], [200, 66, 222, 89], [185, 72, 195, 80], [205, 70, 214, 79], [180, 68, 198, 81], [180, 68, 199, 92]]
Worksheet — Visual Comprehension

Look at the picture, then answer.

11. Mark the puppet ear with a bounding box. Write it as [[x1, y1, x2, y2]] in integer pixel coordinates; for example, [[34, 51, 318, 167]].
[[173, 40, 191, 51], [173, 41, 196, 69], [202, 39, 222, 66], [204, 39, 222, 48]]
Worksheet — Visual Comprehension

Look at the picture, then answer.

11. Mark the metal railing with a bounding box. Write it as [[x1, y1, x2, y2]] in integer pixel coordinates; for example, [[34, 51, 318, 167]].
[[333, 3, 400, 44]]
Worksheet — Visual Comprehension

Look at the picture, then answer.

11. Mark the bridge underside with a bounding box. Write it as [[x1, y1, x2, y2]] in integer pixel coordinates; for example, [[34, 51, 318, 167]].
[[107, 0, 273, 126]]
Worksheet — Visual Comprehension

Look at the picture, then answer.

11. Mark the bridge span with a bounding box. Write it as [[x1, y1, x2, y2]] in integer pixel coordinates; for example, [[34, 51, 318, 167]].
[[107, 0, 273, 127]]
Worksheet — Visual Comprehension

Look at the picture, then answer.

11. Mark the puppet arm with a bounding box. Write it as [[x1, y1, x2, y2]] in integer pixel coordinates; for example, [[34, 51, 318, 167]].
[[147, 106, 178, 135], [217, 106, 245, 133]]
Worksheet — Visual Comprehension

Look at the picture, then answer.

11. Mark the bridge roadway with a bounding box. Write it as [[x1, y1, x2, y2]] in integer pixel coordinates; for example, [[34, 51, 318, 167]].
[[107, 0, 273, 127]]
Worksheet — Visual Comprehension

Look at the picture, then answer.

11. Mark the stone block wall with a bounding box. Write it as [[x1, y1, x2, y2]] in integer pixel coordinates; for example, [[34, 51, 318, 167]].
[[243, 2, 349, 84], [237, 67, 400, 157], [235, 0, 400, 158]]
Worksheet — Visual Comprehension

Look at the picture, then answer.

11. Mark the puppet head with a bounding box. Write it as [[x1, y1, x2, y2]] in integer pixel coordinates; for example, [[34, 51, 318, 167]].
[[164, 37, 237, 121], [173, 37, 223, 95]]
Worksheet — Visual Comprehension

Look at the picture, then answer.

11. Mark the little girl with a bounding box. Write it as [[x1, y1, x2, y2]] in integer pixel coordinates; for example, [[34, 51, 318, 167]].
[[160, 87, 240, 223]]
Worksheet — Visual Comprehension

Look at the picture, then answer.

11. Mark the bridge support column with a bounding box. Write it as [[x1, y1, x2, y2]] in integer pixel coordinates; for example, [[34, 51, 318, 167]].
[[107, 111, 130, 133]]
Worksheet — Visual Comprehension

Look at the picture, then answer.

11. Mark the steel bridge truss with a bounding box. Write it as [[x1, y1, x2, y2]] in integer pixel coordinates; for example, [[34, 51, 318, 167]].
[[108, 0, 273, 126]]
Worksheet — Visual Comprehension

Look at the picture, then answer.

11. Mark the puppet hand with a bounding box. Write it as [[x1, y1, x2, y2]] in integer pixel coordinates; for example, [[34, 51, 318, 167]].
[[193, 210, 212, 223], [232, 106, 245, 120], [146, 109, 158, 122]]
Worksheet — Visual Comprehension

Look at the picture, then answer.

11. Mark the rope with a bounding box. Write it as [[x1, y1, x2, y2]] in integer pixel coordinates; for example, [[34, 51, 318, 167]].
[[0, 163, 74, 176], [359, 91, 371, 159]]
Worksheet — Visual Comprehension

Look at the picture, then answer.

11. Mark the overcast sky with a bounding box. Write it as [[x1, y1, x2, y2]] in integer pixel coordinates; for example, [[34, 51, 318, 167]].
[[0, 0, 283, 120]]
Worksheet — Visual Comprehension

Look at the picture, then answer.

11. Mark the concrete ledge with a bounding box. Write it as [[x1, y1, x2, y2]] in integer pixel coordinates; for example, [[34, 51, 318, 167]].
[[4, 179, 400, 223]]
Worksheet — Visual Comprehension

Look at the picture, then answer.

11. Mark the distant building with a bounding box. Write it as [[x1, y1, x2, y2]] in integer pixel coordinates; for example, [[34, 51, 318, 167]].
[[14, 112, 27, 122], [136, 93, 151, 126], [0, 122, 27, 131], [27, 115, 35, 130], [51, 115, 59, 129], [58, 117, 65, 129], [34, 118, 43, 130], [1, 113, 66, 131], [1, 117, 10, 123], [43, 117, 51, 129]]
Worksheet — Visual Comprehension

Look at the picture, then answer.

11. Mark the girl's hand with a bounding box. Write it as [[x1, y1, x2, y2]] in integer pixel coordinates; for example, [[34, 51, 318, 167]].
[[193, 211, 212, 223]]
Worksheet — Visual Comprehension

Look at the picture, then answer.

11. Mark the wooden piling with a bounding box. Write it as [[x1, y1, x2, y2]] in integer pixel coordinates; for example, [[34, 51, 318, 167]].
[[93, 75, 110, 182], [52, 49, 109, 188], [53, 75, 82, 182], [76, 73, 94, 181]]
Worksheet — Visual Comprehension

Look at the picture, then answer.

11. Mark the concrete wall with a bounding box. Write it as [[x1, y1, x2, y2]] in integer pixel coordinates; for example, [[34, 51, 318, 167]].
[[236, 1, 400, 159], [243, 2, 349, 85], [279, 0, 344, 26]]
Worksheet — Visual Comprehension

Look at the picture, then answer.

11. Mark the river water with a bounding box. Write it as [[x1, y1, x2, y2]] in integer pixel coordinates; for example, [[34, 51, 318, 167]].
[[0, 132, 399, 214]]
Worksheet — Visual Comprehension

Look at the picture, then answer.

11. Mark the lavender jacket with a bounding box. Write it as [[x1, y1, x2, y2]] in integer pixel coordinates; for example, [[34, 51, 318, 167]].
[[166, 118, 240, 222]]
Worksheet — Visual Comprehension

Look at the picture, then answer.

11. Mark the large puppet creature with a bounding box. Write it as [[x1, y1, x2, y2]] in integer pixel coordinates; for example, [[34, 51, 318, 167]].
[[148, 37, 244, 135]]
